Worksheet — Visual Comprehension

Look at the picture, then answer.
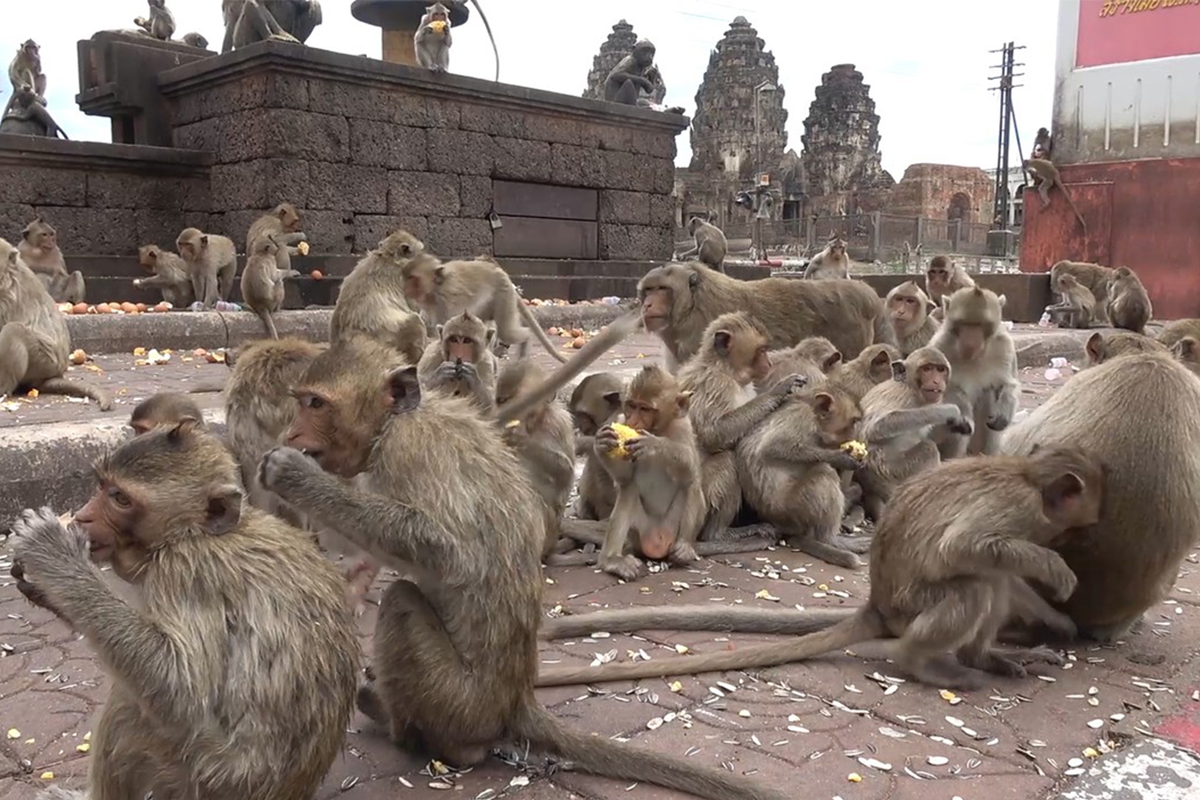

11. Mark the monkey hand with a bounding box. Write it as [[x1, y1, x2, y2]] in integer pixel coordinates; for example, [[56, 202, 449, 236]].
[[946, 412, 974, 437], [9, 507, 91, 616], [595, 425, 621, 454], [258, 446, 323, 498], [828, 451, 864, 472], [624, 433, 658, 462], [768, 373, 808, 401], [1041, 553, 1079, 603], [986, 411, 1011, 431]]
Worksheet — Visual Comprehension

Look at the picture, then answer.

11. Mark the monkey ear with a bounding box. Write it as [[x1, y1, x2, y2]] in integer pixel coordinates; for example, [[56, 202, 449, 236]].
[[203, 483, 244, 536], [676, 390, 694, 415], [890, 360, 907, 382], [821, 352, 842, 373], [6, 250, 17, 267], [1173, 337, 1200, 363], [870, 349, 891, 369], [1085, 332, 1105, 363], [199, 235, 209, 247], [385, 366, 422, 414], [602, 391, 621, 407], [166, 416, 203, 443], [1041, 472, 1086, 520], [812, 392, 835, 416], [485, 327, 496, 346], [713, 330, 733, 355], [996, 293, 1008, 309], [926, 299, 938, 314], [434, 266, 447, 285], [688, 270, 701, 288]]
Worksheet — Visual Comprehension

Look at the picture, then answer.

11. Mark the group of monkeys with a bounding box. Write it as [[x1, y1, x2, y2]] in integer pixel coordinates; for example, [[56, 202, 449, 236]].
[[7, 210, 1200, 800]]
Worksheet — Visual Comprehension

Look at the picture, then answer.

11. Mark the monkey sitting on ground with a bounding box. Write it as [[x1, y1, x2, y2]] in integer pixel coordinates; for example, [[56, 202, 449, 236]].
[[930, 286, 1019, 457], [176, 227, 237, 308], [416, 310, 497, 409], [246, 202, 307, 272], [1049, 260, 1114, 325], [258, 340, 783, 800], [241, 235, 301, 339], [1025, 158, 1087, 232], [925, 255, 976, 321], [886, 281, 939, 355], [414, 2, 452, 73], [568, 372, 624, 521], [401, 250, 567, 363], [134, 0, 176, 40], [330, 230, 428, 364], [0, 239, 112, 409], [1105, 266, 1152, 334], [534, 446, 1101, 689], [496, 360, 576, 558], [1045, 273, 1095, 329], [676, 216, 728, 273], [1084, 330, 1167, 368], [1002, 350, 1200, 642], [856, 347, 972, 521], [129, 392, 206, 435], [17, 218, 85, 304], [134, 244, 194, 307], [803, 236, 851, 281], [9, 421, 358, 800]]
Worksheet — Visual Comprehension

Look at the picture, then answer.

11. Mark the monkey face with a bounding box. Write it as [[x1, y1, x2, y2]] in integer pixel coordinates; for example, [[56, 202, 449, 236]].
[[927, 266, 949, 291], [443, 334, 477, 363], [949, 323, 988, 361], [811, 392, 861, 448], [74, 479, 146, 572], [277, 204, 302, 232], [639, 288, 672, 333], [287, 390, 371, 478], [888, 290, 923, 325], [916, 361, 949, 403], [624, 397, 659, 432]]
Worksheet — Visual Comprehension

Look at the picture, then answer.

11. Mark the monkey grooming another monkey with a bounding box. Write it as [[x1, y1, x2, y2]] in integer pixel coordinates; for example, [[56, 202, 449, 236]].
[[536, 446, 1099, 688], [415, 2, 453, 73], [416, 310, 497, 409], [246, 202, 307, 272], [9, 421, 358, 800], [1025, 158, 1087, 232], [568, 372, 624, 521], [1105, 266, 1152, 334], [18, 218, 85, 304], [1049, 261, 1114, 325], [1002, 350, 1200, 641], [1045, 273, 1096, 329], [129, 392, 206, 435], [924, 255, 976, 321], [330, 230, 428, 364], [402, 253, 568, 363], [1084, 330, 1167, 368], [886, 281, 939, 355], [0, 239, 112, 410], [134, 244, 194, 307], [134, 0, 177, 40], [639, 261, 892, 371], [677, 216, 728, 273], [258, 354, 789, 800], [176, 227, 237, 308], [803, 236, 851, 281], [930, 286, 1019, 457], [241, 235, 301, 339]]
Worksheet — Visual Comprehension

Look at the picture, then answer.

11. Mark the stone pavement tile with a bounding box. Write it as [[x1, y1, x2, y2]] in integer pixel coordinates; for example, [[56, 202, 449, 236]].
[[1053, 737, 1200, 800], [889, 772, 1053, 800]]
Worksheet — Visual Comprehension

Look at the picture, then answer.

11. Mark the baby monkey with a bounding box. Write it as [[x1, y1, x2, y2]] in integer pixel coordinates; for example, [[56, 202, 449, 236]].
[[129, 392, 206, 435], [1045, 273, 1096, 329]]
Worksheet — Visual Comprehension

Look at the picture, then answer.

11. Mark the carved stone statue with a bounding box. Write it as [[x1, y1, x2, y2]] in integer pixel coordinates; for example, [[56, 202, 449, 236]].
[[222, 0, 323, 53], [603, 39, 683, 114]]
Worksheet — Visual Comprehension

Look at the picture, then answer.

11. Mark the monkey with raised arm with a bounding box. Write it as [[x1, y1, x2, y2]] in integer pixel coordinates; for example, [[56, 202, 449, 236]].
[[176, 227, 237, 308], [9, 421, 358, 800], [134, 0, 177, 40], [1105, 266, 1152, 334], [886, 281, 939, 355], [134, 244, 194, 307], [241, 235, 301, 339], [803, 237, 851, 281], [416, 310, 497, 409], [1045, 273, 1096, 329], [677, 217, 728, 273], [1025, 158, 1087, 233], [330, 229, 427, 364], [18, 218, 85, 304]]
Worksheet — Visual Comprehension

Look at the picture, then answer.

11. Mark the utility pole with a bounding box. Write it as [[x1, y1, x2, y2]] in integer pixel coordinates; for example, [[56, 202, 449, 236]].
[[987, 42, 1025, 255]]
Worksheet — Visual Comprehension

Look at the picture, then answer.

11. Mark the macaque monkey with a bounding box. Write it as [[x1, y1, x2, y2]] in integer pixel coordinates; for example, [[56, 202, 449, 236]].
[[134, 243, 194, 307], [8, 422, 358, 799], [1032, 126, 1053, 160], [591, 364, 705, 580], [414, 2, 452, 73], [535, 446, 1101, 689], [222, 0, 323, 52], [1158, 319, 1200, 349], [258, 344, 782, 800], [176, 227, 237, 308], [241, 235, 301, 339], [129, 392, 206, 435], [676, 216, 728, 272], [416, 310, 497, 409], [182, 32, 210, 48], [4, 40, 46, 115], [803, 237, 851, 281], [568, 372, 623, 521], [604, 39, 660, 106], [758, 336, 842, 392], [134, 0, 176, 40], [0, 85, 68, 138], [1025, 158, 1087, 232], [1003, 350, 1200, 641], [1050, 260, 1114, 325], [330, 230, 427, 364], [1045, 273, 1095, 329], [856, 347, 972, 520], [677, 313, 805, 541], [1170, 337, 1200, 377], [0, 239, 112, 409], [886, 281, 939, 355], [1105, 266, 1152, 334], [737, 386, 867, 568], [638, 261, 892, 371], [925, 255, 976, 321], [246, 202, 306, 272], [1084, 330, 1167, 368], [930, 286, 1018, 457], [18, 218, 85, 304], [828, 343, 899, 402], [401, 253, 568, 363], [496, 360, 575, 558]]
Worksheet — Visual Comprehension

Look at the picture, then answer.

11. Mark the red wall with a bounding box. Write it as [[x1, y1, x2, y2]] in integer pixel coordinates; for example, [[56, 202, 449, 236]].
[[1076, 0, 1200, 68], [1019, 158, 1200, 320]]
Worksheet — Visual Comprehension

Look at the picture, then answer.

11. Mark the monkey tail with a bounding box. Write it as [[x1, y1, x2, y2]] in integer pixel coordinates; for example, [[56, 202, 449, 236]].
[[38, 377, 113, 412], [497, 311, 641, 424], [512, 701, 791, 800], [467, 0, 500, 81], [515, 301, 568, 363], [534, 610, 884, 687], [541, 605, 853, 640]]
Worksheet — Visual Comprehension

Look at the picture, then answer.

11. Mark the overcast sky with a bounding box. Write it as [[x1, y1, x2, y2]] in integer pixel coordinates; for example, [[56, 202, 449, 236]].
[[1, 0, 1057, 178]]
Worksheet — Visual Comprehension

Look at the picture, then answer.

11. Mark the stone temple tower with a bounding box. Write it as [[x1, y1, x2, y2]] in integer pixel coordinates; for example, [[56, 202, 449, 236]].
[[584, 20, 665, 104], [801, 64, 894, 211], [688, 17, 787, 181]]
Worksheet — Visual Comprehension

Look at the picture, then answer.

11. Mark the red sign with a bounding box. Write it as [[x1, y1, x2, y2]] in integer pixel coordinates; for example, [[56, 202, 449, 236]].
[[1076, 0, 1200, 68]]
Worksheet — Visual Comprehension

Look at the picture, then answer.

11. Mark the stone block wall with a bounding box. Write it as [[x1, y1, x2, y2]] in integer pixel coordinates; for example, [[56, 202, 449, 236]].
[[158, 42, 687, 259], [0, 135, 212, 254]]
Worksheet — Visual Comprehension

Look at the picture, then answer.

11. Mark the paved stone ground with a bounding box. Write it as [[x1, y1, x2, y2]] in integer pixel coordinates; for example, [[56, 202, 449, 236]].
[[3, 325, 1199, 800]]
